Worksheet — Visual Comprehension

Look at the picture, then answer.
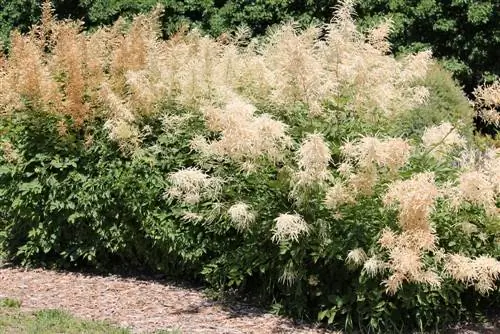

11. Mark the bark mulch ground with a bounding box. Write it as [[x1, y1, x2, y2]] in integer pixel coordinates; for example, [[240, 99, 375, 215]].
[[0, 267, 336, 334], [1, 267, 499, 334]]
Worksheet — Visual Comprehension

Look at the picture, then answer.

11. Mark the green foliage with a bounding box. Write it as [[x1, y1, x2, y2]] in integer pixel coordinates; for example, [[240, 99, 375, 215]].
[[1, 88, 498, 333], [0, 0, 39, 44], [0, 298, 22, 308], [391, 64, 474, 139]]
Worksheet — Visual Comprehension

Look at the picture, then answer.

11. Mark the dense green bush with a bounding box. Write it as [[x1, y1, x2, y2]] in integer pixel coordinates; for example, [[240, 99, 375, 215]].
[[1, 102, 498, 332], [1, 5, 499, 333]]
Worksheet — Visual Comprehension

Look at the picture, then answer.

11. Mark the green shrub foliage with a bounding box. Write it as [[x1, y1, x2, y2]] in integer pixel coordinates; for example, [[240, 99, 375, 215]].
[[0, 4, 499, 333]]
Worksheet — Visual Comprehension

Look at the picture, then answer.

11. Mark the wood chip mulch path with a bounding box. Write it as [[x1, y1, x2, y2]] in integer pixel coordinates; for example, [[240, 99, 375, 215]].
[[0, 267, 338, 334]]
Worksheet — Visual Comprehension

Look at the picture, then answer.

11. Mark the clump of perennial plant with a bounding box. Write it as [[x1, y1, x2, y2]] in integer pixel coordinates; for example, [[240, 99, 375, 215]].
[[2, 2, 500, 328]]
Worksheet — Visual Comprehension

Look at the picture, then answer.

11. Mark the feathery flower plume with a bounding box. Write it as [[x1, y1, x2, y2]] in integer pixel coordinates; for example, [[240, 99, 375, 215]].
[[445, 254, 500, 294], [166, 167, 222, 205], [272, 213, 309, 243], [100, 83, 141, 154], [441, 149, 499, 215], [295, 133, 331, 187], [264, 24, 336, 113], [363, 256, 386, 277], [337, 162, 354, 177], [339, 136, 412, 196], [324, 179, 356, 210], [383, 172, 440, 231], [473, 80, 500, 126], [458, 171, 496, 215], [228, 202, 255, 231], [367, 18, 393, 54], [181, 211, 204, 222], [483, 148, 500, 193], [376, 173, 443, 294], [400, 50, 433, 82], [342, 136, 412, 171], [421, 122, 466, 159], [51, 21, 90, 126], [377, 229, 442, 294], [279, 262, 299, 286], [195, 96, 292, 163], [346, 248, 368, 267]]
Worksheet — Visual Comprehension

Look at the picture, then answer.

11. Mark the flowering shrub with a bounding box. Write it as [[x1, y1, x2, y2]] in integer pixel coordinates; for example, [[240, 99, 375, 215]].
[[0, 1, 499, 332]]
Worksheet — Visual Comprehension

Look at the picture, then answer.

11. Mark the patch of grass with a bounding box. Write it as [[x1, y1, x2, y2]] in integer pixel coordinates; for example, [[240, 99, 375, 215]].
[[153, 330, 182, 334], [0, 298, 22, 308], [0, 305, 181, 334], [0, 307, 130, 334]]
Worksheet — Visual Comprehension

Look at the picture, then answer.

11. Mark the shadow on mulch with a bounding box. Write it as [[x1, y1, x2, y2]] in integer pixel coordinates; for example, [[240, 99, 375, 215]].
[[1, 261, 331, 332], [444, 310, 500, 334]]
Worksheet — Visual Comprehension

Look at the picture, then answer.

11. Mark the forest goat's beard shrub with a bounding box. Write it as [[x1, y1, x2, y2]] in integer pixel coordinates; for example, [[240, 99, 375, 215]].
[[0, 0, 499, 332]]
